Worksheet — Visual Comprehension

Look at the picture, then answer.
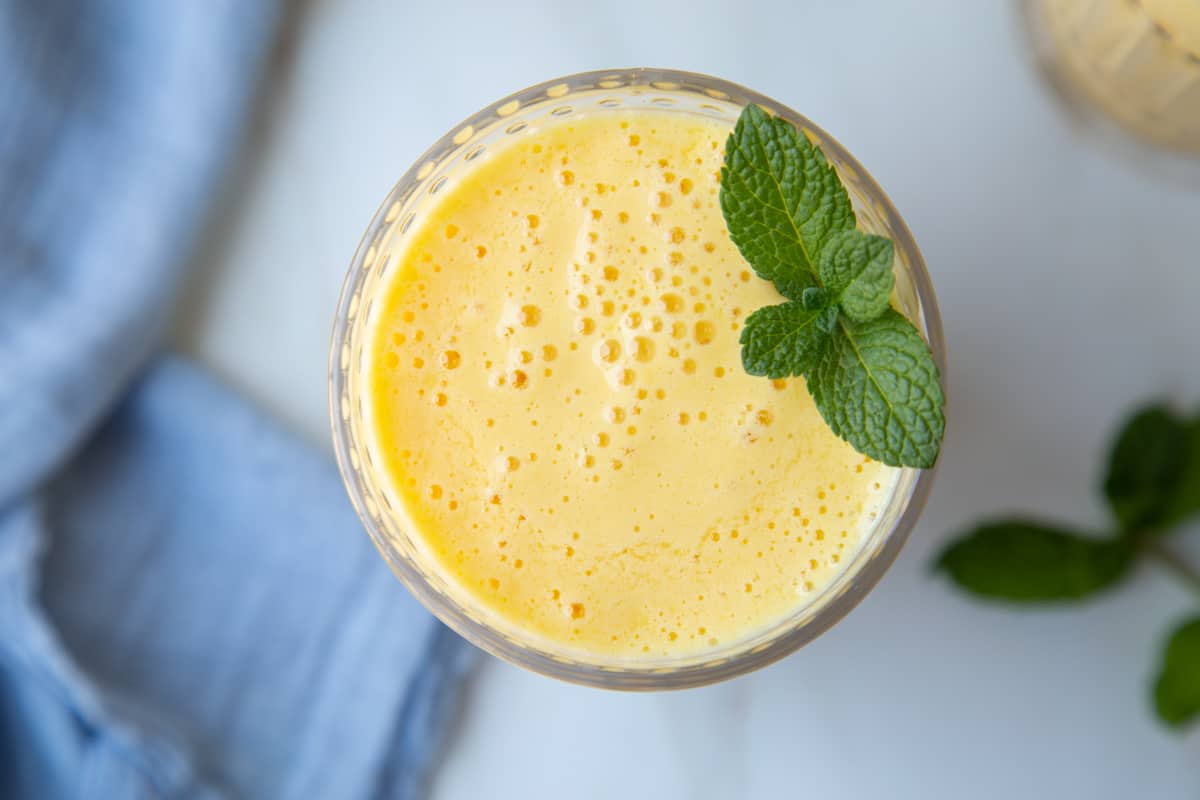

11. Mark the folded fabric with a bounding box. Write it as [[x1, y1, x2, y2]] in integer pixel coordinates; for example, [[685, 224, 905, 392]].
[[0, 1, 473, 797], [1, 358, 475, 798]]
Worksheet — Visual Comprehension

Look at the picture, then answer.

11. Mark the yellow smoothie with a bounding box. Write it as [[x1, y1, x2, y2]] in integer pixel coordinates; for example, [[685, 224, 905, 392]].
[[365, 111, 900, 658]]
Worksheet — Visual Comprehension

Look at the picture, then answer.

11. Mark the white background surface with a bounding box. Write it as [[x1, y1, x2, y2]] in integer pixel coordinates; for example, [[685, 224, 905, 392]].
[[176, 0, 1200, 797]]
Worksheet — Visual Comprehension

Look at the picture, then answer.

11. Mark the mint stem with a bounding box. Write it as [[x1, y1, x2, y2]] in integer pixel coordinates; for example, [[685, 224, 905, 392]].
[[1146, 541, 1200, 598]]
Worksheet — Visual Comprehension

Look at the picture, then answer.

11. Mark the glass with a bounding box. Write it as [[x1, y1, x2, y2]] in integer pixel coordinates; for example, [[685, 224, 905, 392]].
[[1022, 0, 1200, 169], [329, 69, 945, 689]]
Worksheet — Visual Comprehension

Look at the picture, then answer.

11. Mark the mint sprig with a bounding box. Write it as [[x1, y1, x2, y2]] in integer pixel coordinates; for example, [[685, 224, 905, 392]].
[[721, 104, 944, 469], [936, 402, 1200, 728]]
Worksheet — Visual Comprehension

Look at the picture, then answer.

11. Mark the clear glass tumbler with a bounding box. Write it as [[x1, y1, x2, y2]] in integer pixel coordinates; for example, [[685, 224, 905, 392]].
[[1023, 0, 1200, 167], [329, 69, 945, 689]]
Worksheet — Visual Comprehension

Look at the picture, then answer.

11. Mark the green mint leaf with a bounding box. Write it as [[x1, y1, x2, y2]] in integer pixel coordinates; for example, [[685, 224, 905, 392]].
[[816, 230, 895, 322], [1162, 415, 1200, 529], [719, 103, 855, 300], [807, 310, 945, 468], [1154, 616, 1200, 728], [1103, 405, 1190, 534], [800, 286, 829, 311], [721, 103, 944, 468], [739, 303, 837, 379], [935, 521, 1134, 601]]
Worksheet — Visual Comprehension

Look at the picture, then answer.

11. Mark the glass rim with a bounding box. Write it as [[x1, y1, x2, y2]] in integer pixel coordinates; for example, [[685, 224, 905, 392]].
[[329, 67, 945, 690]]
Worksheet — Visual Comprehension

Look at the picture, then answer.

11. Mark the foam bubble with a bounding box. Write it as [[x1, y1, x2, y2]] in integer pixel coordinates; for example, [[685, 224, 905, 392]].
[[595, 339, 621, 364], [518, 304, 541, 326]]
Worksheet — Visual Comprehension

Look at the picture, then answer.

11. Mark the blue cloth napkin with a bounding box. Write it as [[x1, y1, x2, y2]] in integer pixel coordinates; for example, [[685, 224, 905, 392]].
[[0, 2, 474, 798]]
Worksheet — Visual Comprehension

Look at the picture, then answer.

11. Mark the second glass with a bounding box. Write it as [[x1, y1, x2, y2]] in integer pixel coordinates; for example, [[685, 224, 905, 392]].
[[1024, 0, 1200, 158]]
